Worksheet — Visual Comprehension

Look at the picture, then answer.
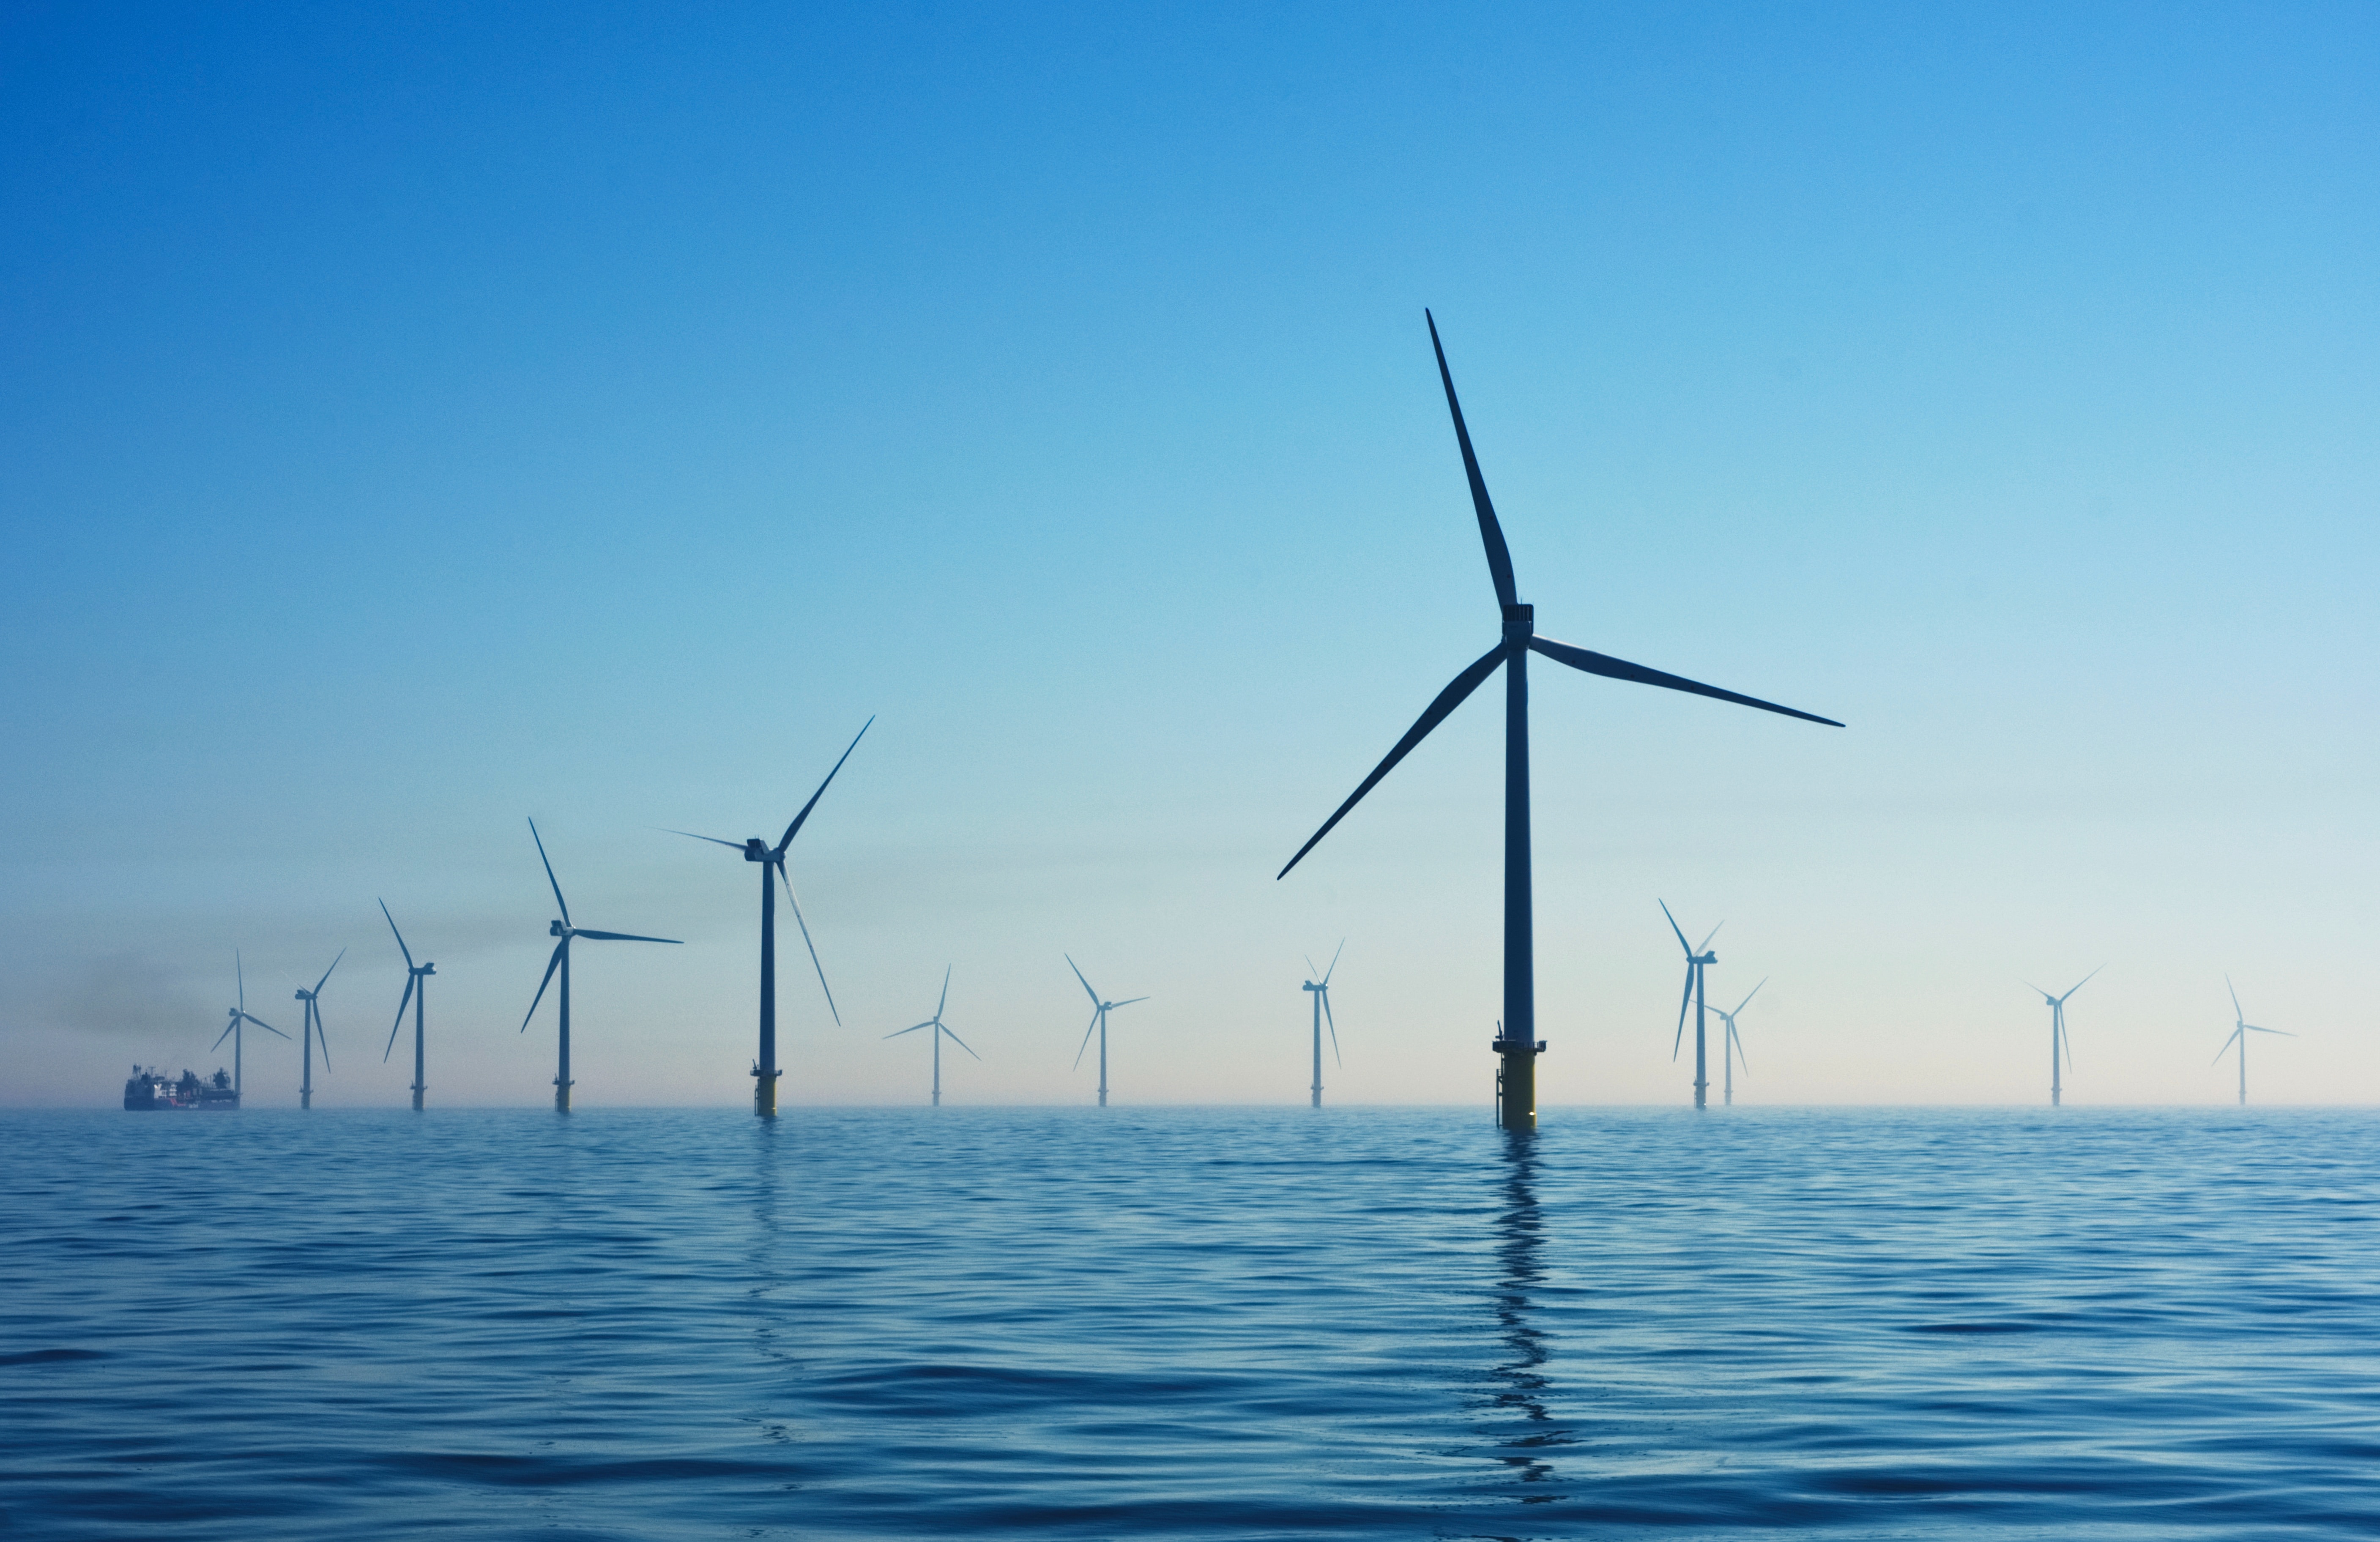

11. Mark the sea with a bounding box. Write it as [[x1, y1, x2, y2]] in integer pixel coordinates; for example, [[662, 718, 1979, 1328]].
[[2, 1105, 2374, 1540]]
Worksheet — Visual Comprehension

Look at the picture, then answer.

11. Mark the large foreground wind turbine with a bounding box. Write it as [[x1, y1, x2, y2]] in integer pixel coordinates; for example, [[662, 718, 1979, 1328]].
[[1707, 978, 1764, 1107], [1661, 902, 1722, 1108], [212, 952, 289, 1102], [293, 950, 342, 1109], [521, 818, 681, 1112], [2026, 968, 2101, 1107], [1302, 943, 1343, 1107], [667, 718, 870, 1118], [2216, 976, 2293, 1106], [886, 966, 979, 1106], [1067, 957, 1147, 1107], [380, 900, 435, 1110], [1278, 312, 1842, 1130]]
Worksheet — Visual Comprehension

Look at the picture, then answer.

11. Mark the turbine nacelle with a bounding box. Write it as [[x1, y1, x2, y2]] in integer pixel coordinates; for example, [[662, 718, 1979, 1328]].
[[1502, 602, 1533, 644], [416, 962, 437, 976], [742, 838, 769, 861], [550, 919, 569, 938]]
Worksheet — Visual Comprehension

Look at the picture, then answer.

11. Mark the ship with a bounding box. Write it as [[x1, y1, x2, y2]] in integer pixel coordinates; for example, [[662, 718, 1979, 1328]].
[[123, 1066, 239, 1110]]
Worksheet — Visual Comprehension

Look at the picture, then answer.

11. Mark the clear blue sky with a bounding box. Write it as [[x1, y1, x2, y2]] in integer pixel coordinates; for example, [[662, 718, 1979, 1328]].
[[4, 3, 2374, 1107]]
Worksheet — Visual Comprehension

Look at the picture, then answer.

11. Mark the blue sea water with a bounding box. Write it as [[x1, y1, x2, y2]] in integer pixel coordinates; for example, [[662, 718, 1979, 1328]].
[[1, 1105, 2375, 1539]]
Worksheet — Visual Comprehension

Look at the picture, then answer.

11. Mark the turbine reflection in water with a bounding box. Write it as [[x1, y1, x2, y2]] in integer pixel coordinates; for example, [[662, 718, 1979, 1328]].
[[1483, 1131, 1568, 1503]]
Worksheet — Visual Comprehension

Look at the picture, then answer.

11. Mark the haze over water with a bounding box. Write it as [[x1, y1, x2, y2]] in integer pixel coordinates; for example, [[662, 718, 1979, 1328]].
[[5, 1106, 2373, 1539]]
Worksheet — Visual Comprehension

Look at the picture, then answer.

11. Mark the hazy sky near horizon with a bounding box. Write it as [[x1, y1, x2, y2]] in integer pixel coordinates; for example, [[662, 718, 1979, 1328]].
[[4, 3, 2375, 1109]]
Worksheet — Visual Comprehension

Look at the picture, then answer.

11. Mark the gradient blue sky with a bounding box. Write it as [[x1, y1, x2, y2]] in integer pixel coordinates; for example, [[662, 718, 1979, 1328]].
[[4, 3, 2374, 1107]]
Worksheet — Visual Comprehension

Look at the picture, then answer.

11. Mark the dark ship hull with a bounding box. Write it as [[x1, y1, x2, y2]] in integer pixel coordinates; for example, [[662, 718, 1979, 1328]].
[[124, 1067, 238, 1110]]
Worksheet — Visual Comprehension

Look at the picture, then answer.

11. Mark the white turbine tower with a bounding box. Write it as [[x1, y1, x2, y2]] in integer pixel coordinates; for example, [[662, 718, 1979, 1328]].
[[1066, 956, 1147, 1107], [1707, 978, 1765, 1107], [2215, 976, 2293, 1106], [1302, 942, 1344, 1107], [886, 967, 979, 1106], [2026, 967, 2101, 1107]]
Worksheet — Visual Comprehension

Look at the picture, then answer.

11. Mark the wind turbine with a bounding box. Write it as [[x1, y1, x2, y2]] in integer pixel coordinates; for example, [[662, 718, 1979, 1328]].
[[379, 900, 434, 1110], [2026, 967, 2101, 1107], [1277, 312, 1842, 1130], [292, 950, 342, 1109], [1302, 942, 1344, 1107], [1066, 956, 1147, 1107], [886, 966, 979, 1106], [1661, 902, 1722, 1108], [1707, 978, 1765, 1107], [521, 817, 682, 1112], [211, 951, 289, 1104], [666, 718, 870, 1118], [2216, 976, 2294, 1106]]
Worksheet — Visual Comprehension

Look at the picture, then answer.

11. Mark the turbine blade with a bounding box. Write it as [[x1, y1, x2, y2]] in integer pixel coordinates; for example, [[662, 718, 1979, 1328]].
[[1734, 977, 1767, 1015], [1529, 636, 1844, 727], [664, 828, 747, 850], [521, 940, 566, 1031], [1065, 954, 1101, 1010], [2227, 974, 2244, 1024], [574, 929, 684, 944], [315, 1015, 331, 1071], [1659, 899, 1692, 955], [1322, 989, 1340, 1066], [212, 1020, 236, 1052], [778, 864, 839, 1025], [1304, 955, 1321, 982], [936, 965, 951, 1021], [1276, 643, 1505, 880], [1698, 922, 1723, 953], [378, 899, 415, 971], [528, 817, 571, 927], [1109, 996, 1149, 1009], [884, 1023, 932, 1039], [1673, 968, 1693, 1058], [776, 716, 874, 856], [237, 950, 245, 1014], [941, 1023, 982, 1061], [244, 1013, 291, 1041], [384, 975, 416, 1061], [2060, 965, 2104, 1003], [1322, 939, 1345, 987], [1424, 309, 1518, 609], [313, 948, 345, 996], [2212, 1028, 2241, 1066], [1073, 1007, 1100, 1069], [2247, 1025, 2295, 1037]]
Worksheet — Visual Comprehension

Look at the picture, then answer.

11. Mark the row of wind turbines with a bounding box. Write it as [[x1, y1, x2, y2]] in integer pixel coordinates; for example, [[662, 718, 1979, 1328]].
[[201, 311, 2302, 1116]]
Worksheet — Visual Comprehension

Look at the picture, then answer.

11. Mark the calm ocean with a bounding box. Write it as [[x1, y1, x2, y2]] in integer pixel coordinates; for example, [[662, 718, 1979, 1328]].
[[2, 1105, 2373, 1539]]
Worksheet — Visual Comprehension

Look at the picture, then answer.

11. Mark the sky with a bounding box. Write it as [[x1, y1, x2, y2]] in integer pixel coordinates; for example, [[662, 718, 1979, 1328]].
[[3, 2, 2375, 1109]]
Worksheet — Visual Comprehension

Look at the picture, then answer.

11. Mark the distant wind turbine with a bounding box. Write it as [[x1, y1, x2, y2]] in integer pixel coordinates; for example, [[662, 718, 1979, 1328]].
[[212, 951, 289, 1103], [1277, 311, 1842, 1131], [667, 718, 871, 1118], [2216, 976, 2293, 1106], [886, 966, 979, 1106], [292, 950, 342, 1109], [1661, 902, 1722, 1109], [1066, 957, 1147, 1107], [1707, 978, 1765, 1107], [2025, 968, 2101, 1107], [521, 818, 681, 1113], [379, 900, 435, 1110], [1302, 943, 1344, 1108]]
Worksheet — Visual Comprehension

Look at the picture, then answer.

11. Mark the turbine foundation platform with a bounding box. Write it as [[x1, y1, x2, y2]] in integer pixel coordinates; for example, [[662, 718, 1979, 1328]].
[[1493, 1037, 1546, 1131], [753, 1067, 779, 1119]]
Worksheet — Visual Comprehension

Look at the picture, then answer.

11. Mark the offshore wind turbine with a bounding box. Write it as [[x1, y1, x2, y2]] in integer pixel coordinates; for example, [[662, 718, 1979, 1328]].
[[1707, 978, 1765, 1107], [1302, 943, 1344, 1107], [211, 951, 289, 1103], [666, 718, 870, 1118], [379, 900, 435, 1110], [292, 950, 342, 1109], [1067, 956, 1147, 1107], [1277, 312, 1842, 1131], [1661, 902, 1722, 1108], [2026, 967, 2101, 1107], [521, 818, 681, 1113], [886, 966, 979, 1106], [2216, 976, 2293, 1106]]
